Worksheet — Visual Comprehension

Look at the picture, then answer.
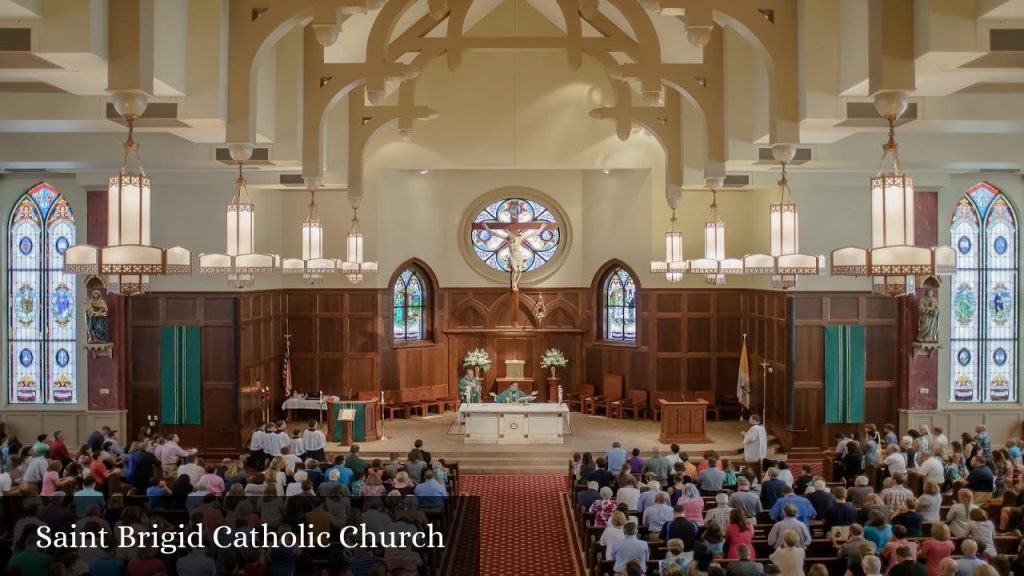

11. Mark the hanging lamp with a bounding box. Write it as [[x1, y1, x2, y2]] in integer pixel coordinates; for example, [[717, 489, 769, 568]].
[[63, 92, 191, 294], [198, 161, 280, 288], [830, 91, 955, 296], [282, 184, 339, 285]]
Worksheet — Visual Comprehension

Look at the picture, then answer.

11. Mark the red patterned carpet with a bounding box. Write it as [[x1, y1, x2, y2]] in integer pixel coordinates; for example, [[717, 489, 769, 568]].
[[445, 474, 584, 576]]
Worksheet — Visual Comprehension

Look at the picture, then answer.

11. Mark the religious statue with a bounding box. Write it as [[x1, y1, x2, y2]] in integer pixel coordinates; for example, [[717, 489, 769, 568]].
[[916, 289, 940, 343], [481, 223, 548, 292], [490, 381, 537, 404], [85, 290, 110, 344], [458, 367, 482, 404]]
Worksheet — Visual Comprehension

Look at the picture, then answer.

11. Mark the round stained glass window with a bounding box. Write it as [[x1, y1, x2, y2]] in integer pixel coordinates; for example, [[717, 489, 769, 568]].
[[18, 236, 33, 255], [56, 348, 70, 368], [462, 189, 570, 284], [55, 236, 69, 255], [957, 348, 971, 367], [19, 349, 33, 367]]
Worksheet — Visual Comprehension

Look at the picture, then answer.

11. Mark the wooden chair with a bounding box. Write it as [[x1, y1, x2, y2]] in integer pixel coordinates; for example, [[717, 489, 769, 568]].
[[612, 389, 648, 419], [586, 374, 624, 416], [382, 390, 408, 420], [694, 391, 720, 421], [432, 384, 457, 412], [401, 388, 429, 417], [565, 384, 595, 412], [650, 391, 684, 421]]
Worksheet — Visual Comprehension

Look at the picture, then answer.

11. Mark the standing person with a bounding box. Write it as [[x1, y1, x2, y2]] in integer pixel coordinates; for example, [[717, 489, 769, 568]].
[[302, 420, 326, 463], [247, 424, 266, 470], [918, 523, 954, 576], [742, 415, 767, 465], [159, 434, 192, 477], [458, 367, 481, 404], [643, 447, 671, 483], [606, 441, 628, 473], [768, 531, 806, 576]]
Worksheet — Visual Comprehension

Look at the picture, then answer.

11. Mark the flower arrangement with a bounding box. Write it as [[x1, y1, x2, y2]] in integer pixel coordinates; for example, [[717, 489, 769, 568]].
[[540, 348, 568, 377], [462, 348, 492, 373]]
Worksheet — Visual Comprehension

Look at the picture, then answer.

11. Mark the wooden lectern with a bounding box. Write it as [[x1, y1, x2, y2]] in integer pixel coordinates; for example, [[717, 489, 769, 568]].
[[657, 399, 708, 443], [327, 399, 381, 444]]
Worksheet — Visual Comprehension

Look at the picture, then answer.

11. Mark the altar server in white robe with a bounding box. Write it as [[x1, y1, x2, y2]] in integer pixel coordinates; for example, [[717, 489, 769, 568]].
[[742, 415, 768, 464]]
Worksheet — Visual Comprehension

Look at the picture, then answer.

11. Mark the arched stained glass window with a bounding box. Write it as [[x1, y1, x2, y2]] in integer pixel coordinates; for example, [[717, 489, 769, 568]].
[[8, 183, 77, 404], [393, 267, 426, 341], [950, 182, 1017, 403], [469, 197, 561, 274], [603, 267, 637, 343]]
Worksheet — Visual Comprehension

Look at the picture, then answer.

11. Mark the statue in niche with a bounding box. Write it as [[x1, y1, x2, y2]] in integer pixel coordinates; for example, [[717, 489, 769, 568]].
[[86, 289, 110, 344], [916, 289, 940, 343]]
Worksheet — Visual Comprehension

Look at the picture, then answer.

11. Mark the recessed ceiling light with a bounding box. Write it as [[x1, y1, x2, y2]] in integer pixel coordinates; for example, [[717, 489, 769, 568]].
[[602, 169, 610, 174], [419, 169, 429, 175]]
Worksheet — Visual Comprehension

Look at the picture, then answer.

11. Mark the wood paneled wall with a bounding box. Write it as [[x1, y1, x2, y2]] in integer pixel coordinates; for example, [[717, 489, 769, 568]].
[[126, 294, 240, 456], [784, 293, 900, 451], [123, 284, 903, 457], [238, 292, 282, 433], [282, 290, 382, 398]]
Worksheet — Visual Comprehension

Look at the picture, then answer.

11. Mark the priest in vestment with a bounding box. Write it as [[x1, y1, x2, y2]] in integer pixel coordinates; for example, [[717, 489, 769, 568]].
[[742, 414, 768, 463], [458, 368, 482, 403], [491, 382, 537, 404]]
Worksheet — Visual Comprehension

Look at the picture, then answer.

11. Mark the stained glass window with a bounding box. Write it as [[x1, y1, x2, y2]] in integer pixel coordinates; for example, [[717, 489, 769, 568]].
[[393, 267, 426, 341], [470, 197, 561, 274], [7, 183, 77, 404], [950, 182, 1017, 403], [604, 267, 637, 343]]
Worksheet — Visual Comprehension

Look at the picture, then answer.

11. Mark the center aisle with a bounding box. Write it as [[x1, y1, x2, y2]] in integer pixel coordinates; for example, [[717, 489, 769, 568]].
[[445, 474, 585, 575]]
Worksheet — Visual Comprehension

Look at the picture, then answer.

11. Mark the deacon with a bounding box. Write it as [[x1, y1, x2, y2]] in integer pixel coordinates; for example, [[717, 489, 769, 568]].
[[458, 367, 482, 404], [742, 414, 768, 464], [490, 381, 537, 404]]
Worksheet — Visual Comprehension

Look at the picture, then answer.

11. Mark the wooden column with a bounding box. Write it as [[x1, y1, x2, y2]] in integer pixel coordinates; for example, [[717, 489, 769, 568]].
[[902, 190, 939, 411]]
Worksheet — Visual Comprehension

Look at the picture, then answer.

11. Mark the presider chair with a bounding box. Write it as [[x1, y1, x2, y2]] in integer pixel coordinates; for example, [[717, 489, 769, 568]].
[[693, 391, 720, 421], [585, 374, 623, 416], [382, 390, 408, 420], [432, 384, 457, 413], [612, 389, 648, 420], [565, 384, 594, 412]]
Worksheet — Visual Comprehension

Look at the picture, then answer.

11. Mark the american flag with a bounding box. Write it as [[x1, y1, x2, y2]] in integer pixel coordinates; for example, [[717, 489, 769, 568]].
[[283, 333, 293, 398]]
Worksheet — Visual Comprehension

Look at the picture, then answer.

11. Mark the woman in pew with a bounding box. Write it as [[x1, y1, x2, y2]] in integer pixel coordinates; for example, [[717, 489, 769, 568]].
[[687, 542, 721, 576], [679, 483, 705, 526], [701, 523, 726, 559], [917, 522, 954, 576], [880, 525, 918, 573], [918, 481, 943, 523], [863, 510, 893, 550], [997, 486, 1023, 532], [590, 486, 618, 527], [945, 488, 978, 538], [725, 508, 755, 560], [600, 510, 628, 547], [857, 494, 890, 526], [768, 530, 805, 576], [660, 538, 690, 575]]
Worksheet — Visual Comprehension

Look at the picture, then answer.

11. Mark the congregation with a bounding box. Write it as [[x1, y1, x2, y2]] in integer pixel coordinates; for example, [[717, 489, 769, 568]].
[[572, 423, 1024, 576], [0, 422, 453, 576]]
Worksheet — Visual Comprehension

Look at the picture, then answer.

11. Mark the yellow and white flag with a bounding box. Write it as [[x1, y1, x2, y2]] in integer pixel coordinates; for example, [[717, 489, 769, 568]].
[[737, 336, 751, 413]]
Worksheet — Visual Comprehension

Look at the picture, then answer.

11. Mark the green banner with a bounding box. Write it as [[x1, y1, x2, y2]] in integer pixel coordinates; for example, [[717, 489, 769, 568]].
[[824, 324, 865, 424], [160, 325, 202, 425]]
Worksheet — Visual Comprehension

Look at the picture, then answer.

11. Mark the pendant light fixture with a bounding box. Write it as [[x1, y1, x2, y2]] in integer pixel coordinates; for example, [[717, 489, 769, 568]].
[[688, 178, 742, 285], [63, 92, 191, 295], [283, 181, 339, 285], [199, 160, 280, 288], [830, 91, 955, 296], [650, 197, 685, 282], [742, 146, 824, 288], [341, 201, 378, 284]]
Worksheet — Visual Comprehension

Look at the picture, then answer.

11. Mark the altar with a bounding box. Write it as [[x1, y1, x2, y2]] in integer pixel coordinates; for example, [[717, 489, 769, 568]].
[[459, 403, 569, 444]]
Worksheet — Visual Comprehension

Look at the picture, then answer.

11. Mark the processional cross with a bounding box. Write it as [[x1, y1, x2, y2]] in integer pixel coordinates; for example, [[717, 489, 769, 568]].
[[471, 202, 554, 327]]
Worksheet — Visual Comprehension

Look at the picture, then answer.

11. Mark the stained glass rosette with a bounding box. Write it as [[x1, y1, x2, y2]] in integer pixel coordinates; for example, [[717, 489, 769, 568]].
[[470, 198, 560, 273]]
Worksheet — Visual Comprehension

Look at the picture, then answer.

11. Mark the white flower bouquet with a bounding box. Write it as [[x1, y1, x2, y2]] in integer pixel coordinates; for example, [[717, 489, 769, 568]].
[[462, 348, 492, 373], [540, 348, 568, 372]]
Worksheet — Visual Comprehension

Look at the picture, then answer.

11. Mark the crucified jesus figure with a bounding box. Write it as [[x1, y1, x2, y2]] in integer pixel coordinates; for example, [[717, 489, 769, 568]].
[[489, 223, 545, 292]]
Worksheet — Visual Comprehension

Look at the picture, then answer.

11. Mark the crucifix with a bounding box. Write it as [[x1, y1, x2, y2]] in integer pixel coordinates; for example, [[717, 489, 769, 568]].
[[471, 201, 554, 327]]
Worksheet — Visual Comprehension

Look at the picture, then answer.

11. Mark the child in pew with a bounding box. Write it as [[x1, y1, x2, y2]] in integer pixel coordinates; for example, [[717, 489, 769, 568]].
[[701, 524, 726, 559], [721, 460, 738, 488], [967, 507, 996, 559]]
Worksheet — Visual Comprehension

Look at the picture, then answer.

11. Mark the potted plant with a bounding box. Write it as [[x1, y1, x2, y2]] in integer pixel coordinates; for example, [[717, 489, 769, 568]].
[[462, 348, 492, 375], [540, 348, 568, 378]]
